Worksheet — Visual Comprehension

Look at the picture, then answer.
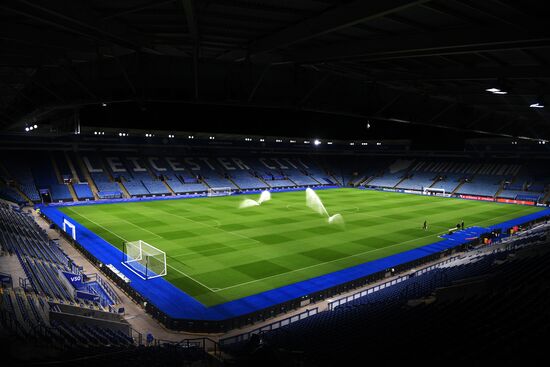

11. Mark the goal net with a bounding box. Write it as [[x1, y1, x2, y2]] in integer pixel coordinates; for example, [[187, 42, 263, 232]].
[[121, 240, 167, 280], [423, 187, 448, 197], [207, 186, 232, 197]]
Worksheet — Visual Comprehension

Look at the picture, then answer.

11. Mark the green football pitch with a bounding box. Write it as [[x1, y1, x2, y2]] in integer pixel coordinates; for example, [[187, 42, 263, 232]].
[[59, 188, 542, 306]]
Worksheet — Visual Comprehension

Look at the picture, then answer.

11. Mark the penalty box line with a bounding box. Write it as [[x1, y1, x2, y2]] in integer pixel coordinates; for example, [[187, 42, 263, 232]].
[[64, 208, 217, 293]]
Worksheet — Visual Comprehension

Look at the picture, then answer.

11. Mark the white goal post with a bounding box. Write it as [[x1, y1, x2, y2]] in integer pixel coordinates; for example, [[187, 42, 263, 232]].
[[207, 186, 233, 197], [121, 240, 167, 280], [62, 218, 76, 240], [422, 187, 448, 197]]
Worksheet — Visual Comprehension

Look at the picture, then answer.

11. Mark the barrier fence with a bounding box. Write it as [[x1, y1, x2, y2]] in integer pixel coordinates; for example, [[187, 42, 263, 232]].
[[219, 307, 319, 346], [327, 256, 459, 310]]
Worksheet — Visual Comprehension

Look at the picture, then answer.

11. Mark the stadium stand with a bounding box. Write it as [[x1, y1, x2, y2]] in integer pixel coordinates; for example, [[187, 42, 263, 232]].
[[455, 174, 503, 197], [0, 184, 26, 205], [430, 173, 463, 193], [2, 154, 550, 203], [367, 159, 414, 188], [1, 157, 40, 202], [396, 171, 437, 191], [0, 202, 220, 366], [230, 171, 269, 190], [72, 183, 94, 200], [0, 203, 165, 364], [0, 204, 118, 309]]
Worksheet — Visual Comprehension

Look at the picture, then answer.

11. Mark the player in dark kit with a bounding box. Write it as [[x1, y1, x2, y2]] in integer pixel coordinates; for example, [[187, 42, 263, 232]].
[[423, 220, 428, 231]]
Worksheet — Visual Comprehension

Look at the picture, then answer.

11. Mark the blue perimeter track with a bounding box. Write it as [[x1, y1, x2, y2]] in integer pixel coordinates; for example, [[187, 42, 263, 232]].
[[39, 191, 550, 321]]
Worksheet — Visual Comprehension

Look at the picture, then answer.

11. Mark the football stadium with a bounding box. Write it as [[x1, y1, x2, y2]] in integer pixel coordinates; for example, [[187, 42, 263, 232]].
[[1, 1, 550, 366]]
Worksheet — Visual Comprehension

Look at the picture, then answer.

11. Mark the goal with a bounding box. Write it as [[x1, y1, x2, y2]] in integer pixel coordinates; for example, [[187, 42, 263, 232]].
[[63, 218, 76, 240], [207, 186, 233, 197], [121, 240, 167, 280], [423, 187, 447, 197]]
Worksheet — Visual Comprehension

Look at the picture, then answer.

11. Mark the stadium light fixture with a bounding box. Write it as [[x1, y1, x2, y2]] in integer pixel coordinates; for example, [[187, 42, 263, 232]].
[[188, 135, 194, 139], [102, 102, 107, 107], [486, 87, 507, 95], [314, 139, 321, 146], [33, 124, 38, 129], [289, 140, 296, 143], [259, 138, 265, 142], [327, 141, 333, 145], [276, 139, 283, 143], [530, 102, 544, 108], [24, 127, 29, 132], [362, 142, 368, 146], [304, 140, 310, 144], [349, 142, 355, 146], [377, 142, 382, 146], [209, 136, 215, 140]]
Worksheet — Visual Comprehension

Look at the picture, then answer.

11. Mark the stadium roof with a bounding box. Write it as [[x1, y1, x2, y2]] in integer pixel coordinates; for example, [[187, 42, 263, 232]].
[[1, 0, 550, 140]]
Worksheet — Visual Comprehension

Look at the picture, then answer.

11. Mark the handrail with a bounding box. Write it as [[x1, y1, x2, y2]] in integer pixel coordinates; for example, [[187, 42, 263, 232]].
[[327, 255, 459, 310], [219, 307, 319, 346]]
